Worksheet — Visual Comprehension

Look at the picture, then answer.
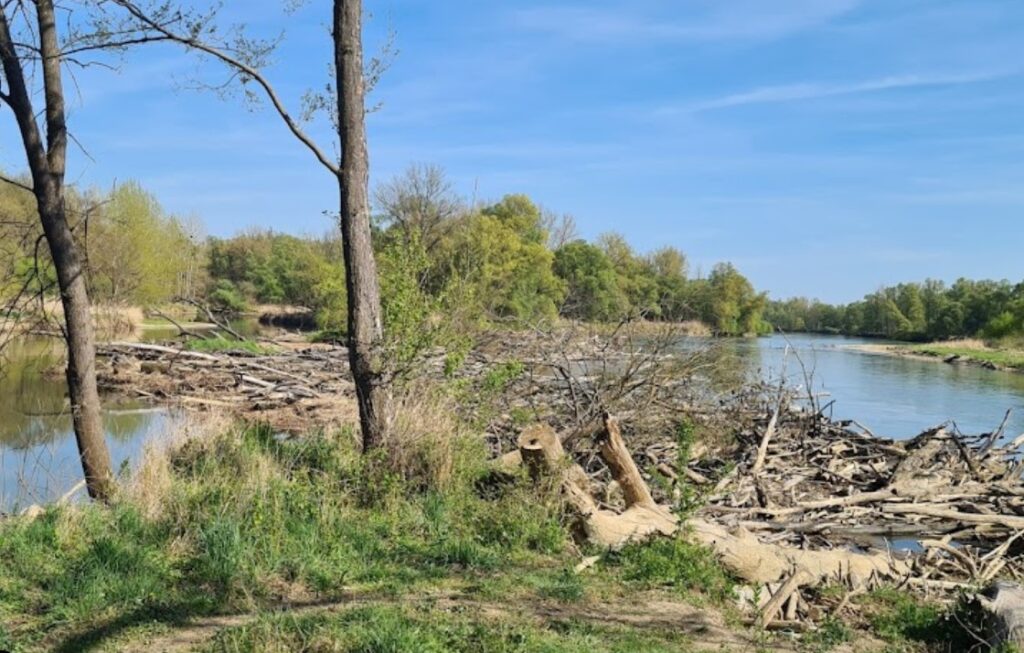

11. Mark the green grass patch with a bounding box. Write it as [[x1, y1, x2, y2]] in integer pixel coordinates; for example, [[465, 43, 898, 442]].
[[205, 604, 697, 653], [186, 336, 276, 355], [859, 588, 1001, 652], [801, 616, 851, 652], [906, 343, 1024, 370], [0, 424, 577, 651], [309, 328, 346, 344], [604, 533, 735, 605]]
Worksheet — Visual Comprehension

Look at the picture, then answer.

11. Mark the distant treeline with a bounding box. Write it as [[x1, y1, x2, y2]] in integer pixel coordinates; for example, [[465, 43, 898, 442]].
[[2, 165, 769, 336], [766, 279, 1024, 342]]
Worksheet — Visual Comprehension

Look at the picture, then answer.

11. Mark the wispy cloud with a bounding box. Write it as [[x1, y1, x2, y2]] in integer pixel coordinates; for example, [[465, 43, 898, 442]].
[[671, 70, 1016, 113], [511, 0, 862, 44]]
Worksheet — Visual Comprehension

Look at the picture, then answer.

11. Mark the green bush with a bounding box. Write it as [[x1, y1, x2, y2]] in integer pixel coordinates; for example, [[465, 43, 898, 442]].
[[208, 279, 248, 314]]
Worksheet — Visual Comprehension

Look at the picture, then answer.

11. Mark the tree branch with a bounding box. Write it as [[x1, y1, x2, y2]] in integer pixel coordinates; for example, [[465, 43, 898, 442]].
[[111, 0, 341, 176], [0, 172, 32, 192]]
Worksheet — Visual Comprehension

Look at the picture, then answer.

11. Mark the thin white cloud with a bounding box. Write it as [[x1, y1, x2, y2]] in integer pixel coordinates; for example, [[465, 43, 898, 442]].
[[512, 0, 862, 44], [674, 70, 1016, 113]]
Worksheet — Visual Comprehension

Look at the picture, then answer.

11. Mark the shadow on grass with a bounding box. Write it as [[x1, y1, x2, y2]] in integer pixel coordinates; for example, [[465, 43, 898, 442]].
[[49, 599, 214, 653], [48, 596, 366, 653]]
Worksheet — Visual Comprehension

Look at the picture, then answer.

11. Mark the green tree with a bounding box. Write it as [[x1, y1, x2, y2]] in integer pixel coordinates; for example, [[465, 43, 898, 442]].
[[437, 196, 565, 321], [704, 263, 767, 336], [553, 240, 627, 321], [596, 232, 659, 316]]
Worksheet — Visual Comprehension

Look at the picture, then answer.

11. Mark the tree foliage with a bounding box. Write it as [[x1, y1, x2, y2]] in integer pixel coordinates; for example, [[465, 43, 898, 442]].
[[3, 165, 772, 339], [767, 278, 1024, 342]]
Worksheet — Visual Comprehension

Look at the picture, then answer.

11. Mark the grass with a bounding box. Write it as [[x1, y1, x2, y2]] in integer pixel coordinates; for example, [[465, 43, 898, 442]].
[[186, 336, 277, 355], [905, 339, 1024, 371], [855, 587, 1004, 653], [4, 414, 993, 652], [1, 417, 740, 652], [604, 533, 735, 606], [204, 604, 698, 653]]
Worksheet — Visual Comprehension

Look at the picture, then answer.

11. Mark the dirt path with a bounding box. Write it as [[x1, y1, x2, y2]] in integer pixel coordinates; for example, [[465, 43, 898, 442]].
[[106, 591, 882, 653]]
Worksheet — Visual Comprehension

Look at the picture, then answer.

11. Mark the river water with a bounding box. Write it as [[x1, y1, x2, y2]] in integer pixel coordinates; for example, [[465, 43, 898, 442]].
[[0, 335, 185, 510], [726, 334, 1024, 438], [2, 332, 1023, 511]]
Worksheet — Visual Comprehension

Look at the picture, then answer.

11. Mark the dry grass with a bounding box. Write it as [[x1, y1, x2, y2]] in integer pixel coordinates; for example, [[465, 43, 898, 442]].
[[15, 299, 145, 341], [93, 304, 144, 340], [936, 338, 988, 351], [122, 410, 232, 520], [383, 381, 483, 491]]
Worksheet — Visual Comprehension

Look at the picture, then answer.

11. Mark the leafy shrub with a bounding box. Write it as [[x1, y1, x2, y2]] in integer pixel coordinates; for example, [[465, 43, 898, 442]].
[[208, 279, 248, 314]]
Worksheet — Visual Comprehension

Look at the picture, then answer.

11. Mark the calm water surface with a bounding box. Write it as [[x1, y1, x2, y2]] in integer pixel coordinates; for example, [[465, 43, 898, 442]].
[[0, 332, 184, 511], [729, 333, 1024, 439], [2, 331, 1023, 510]]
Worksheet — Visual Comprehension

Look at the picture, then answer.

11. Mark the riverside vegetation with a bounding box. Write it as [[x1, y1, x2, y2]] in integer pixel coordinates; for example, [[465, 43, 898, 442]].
[[0, 167, 770, 342], [6, 172, 1020, 367], [5, 318, 1024, 651], [4, 165, 1024, 651]]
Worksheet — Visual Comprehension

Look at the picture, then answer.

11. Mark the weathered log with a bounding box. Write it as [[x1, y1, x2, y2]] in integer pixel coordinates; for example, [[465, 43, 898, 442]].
[[689, 519, 910, 589], [511, 421, 676, 549], [883, 504, 1024, 530], [976, 581, 1024, 649], [518, 424, 567, 481], [595, 414, 655, 508]]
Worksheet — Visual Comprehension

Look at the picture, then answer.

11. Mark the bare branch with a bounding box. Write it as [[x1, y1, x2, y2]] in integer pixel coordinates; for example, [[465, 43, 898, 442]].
[[110, 0, 342, 176], [0, 172, 32, 192]]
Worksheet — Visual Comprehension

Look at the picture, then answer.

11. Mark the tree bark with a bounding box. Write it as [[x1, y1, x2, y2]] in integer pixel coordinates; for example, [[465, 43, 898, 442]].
[[334, 0, 391, 451], [0, 1, 113, 501]]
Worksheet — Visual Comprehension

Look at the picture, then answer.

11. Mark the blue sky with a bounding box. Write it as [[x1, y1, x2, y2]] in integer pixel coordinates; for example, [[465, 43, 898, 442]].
[[2, 0, 1024, 303]]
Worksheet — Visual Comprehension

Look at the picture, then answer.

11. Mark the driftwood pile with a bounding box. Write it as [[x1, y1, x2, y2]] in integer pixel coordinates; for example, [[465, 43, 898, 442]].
[[507, 405, 1024, 646], [693, 407, 1024, 643], [95, 341, 358, 432], [700, 410, 1024, 579]]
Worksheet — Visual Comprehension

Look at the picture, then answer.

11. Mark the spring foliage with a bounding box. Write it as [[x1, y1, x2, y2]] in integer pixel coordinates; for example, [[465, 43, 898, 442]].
[[2, 166, 770, 336], [767, 278, 1024, 342]]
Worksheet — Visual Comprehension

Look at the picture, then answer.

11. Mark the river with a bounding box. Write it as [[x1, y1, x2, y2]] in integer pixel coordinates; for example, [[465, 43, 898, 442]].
[[726, 333, 1024, 438], [2, 332, 1023, 511]]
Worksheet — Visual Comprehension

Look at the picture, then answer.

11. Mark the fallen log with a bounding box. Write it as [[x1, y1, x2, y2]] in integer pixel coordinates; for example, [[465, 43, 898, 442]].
[[882, 504, 1024, 530], [976, 581, 1024, 649], [688, 519, 910, 589], [512, 420, 677, 549]]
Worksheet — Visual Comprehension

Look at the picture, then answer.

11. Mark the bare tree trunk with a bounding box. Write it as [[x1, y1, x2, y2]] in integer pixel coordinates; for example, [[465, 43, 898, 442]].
[[0, 1, 113, 501], [107, 0, 394, 453], [335, 0, 391, 451]]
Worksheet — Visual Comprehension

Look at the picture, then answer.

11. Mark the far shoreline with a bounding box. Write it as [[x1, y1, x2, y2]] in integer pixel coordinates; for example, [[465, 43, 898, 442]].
[[844, 340, 1024, 375]]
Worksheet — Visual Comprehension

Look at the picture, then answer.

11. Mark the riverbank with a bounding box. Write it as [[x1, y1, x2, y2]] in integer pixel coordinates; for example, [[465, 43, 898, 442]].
[[0, 409, 987, 653], [846, 339, 1024, 373], [7, 327, 1024, 650]]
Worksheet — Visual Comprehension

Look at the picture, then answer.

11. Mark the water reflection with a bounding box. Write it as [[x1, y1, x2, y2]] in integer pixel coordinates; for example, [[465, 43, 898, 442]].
[[0, 337, 179, 510]]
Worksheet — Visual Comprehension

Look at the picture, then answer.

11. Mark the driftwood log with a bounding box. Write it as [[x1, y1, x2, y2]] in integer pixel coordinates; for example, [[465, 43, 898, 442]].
[[978, 581, 1024, 649]]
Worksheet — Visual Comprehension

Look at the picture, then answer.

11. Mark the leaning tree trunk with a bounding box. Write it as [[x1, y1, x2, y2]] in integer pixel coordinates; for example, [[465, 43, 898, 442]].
[[334, 0, 391, 451], [37, 193, 114, 500], [0, 0, 113, 501]]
